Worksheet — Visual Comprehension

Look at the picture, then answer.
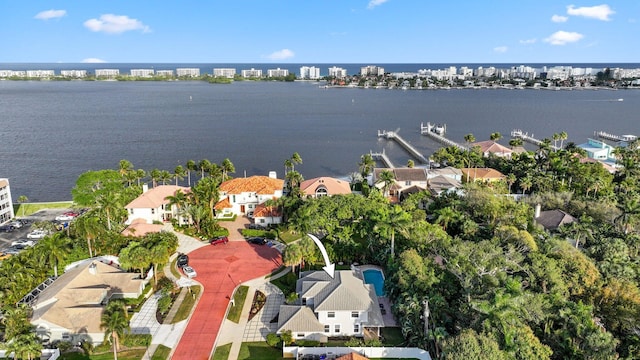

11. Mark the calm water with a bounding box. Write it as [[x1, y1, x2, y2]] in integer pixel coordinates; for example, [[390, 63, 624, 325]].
[[1, 80, 638, 201]]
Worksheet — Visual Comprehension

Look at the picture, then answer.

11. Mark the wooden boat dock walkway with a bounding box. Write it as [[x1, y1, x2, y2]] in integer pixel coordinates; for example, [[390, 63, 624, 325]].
[[377, 129, 429, 164]]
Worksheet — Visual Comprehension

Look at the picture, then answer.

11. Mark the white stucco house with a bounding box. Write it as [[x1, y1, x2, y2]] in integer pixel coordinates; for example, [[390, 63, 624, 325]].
[[214, 174, 283, 218], [124, 184, 190, 225], [277, 270, 384, 342]]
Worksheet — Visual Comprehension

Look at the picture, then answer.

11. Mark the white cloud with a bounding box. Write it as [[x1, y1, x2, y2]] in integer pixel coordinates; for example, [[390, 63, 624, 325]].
[[34, 9, 66, 20], [567, 4, 615, 21], [367, 0, 389, 9], [519, 38, 537, 44], [266, 49, 295, 60], [82, 58, 107, 63], [544, 31, 584, 45], [84, 14, 151, 34], [493, 46, 508, 53], [551, 14, 568, 23]]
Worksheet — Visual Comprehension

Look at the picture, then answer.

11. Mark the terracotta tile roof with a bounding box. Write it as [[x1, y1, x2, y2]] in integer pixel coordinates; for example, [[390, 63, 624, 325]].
[[254, 203, 281, 218], [300, 177, 352, 196], [219, 176, 283, 195], [472, 140, 513, 156], [214, 197, 232, 210], [336, 353, 370, 360], [460, 168, 505, 180], [125, 185, 190, 209], [121, 219, 164, 237]]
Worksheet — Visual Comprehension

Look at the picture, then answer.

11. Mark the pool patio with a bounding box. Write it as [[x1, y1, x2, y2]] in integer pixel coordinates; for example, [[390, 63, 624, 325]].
[[356, 265, 398, 327]]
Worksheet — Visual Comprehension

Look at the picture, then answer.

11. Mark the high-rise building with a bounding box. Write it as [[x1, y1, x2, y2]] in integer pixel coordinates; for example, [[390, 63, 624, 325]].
[[0, 178, 14, 223], [241, 68, 263, 78], [267, 68, 289, 77], [328, 66, 348, 78], [213, 68, 237, 78], [360, 65, 385, 76], [299, 66, 321, 80], [130, 69, 155, 77], [95, 69, 120, 78], [176, 68, 200, 77]]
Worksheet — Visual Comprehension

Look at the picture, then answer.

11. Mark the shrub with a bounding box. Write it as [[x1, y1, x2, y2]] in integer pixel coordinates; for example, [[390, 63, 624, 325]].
[[53, 340, 73, 353], [345, 338, 363, 347], [296, 340, 320, 347], [122, 333, 152, 347], [157, 293, 172, 315], [157, 276, 175, 293], [266, 333, 281, 347]]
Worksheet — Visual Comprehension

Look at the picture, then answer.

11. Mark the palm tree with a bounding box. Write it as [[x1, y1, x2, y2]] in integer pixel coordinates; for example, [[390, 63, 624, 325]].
[[374, 205, 411, 259], [37, 233, 71, 277], [376, 170, 395, 198], [135, 169, 147, 186], [559, 131, 568, 148], [148, 241, 170, 286], [520, 176, 533, 194], [552, 133, 560, 148], [284, 159, 293, 175], [96, 192, 121, 231], [509, 138, 523, 148], [290, 152, 303, 171], [159, 170, 172, 185], [490, 132, 502, 141], [150, 168, 161, 187], [220, 158, 235, 181], [199, 159, 212, 179], [166, 189, 188, 221], [101, 304, 130, 360], [434, 207, 459, 231], [17, 195, 28, 217], [186, 160, 197, 186], [118, 159, 133, 176], [173, 165, 186, 186], [506, 174, 516, 194], [4, 332, 42, 360], [358, 153, 375, 178], [407, 159, 415, 168], [285, 171, 304, 195], [464, 133, 476, 149], [263, 198, 278, 224], [615, 196, 640, 234], [73, 215, 104, 257], [283, 243, 303, 275]]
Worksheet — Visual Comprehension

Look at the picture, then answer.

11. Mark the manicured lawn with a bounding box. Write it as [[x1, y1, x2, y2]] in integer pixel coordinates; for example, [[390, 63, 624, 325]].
[[382, 327, 406, 346], [277, 229, 302, 244], [227, 285, 249, 323], [59, 348, 146, 360], [211, 342, 232, 360], [171, 285, 201, 323], [14, 201, 74, 216], [238, 342, 284, 360], [170, 257, 181, 279], [151, 344, 172, 360]]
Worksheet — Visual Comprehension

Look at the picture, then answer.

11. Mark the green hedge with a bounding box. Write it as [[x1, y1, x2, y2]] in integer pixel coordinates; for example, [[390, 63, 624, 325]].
[[122, 333, 152, 347]]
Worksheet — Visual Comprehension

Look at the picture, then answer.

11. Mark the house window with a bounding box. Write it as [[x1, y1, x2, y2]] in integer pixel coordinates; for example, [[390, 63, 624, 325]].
[[297, 333, 305, 338], [151, 209, 155, 214], [354, 324, 360, 333], [324, 325, 330, 333], [259, 219, 265, 224], [249, 204, 253, 209], [232, 195, 236, 202], [351, 311, 359, 318], [334, 324, 340, 333], [328, 312, 335, 318], [302, 298, 307, 305], [405, 181, 411, 186]]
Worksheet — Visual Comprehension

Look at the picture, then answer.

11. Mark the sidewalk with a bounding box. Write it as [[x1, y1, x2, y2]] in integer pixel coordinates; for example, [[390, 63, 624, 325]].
[[214, 266, 290, 360]]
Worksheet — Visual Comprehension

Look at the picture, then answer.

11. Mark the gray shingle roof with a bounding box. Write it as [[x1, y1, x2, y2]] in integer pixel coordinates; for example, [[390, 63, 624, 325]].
[[277, 305, 325, 333]]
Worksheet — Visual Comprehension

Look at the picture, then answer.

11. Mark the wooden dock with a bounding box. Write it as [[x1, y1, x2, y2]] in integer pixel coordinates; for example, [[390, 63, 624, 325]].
[[511, 129, 560, 150], [420, 122, 467, 150], [370, 149, 394, 168], [377, 129, 430, 164], [595, 131, 637, 143]]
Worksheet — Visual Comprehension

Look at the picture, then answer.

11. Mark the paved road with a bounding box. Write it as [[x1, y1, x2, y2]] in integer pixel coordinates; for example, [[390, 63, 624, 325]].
[[0, 209, 71, 252], [171, 240, 282, 360]]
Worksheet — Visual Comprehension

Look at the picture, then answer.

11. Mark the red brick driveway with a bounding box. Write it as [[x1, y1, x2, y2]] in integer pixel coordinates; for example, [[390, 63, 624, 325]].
[[172, 241, 281, 360]]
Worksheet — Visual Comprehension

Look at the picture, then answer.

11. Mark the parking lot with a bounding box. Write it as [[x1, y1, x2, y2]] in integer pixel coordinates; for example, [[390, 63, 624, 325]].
[[0, 208, 75, 253]]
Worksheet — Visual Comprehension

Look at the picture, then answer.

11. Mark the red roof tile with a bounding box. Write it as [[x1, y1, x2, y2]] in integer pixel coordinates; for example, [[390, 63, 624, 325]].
[[219, 176, 283, 195]]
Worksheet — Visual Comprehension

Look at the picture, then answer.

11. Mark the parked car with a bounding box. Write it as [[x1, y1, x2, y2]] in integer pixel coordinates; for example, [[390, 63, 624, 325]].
[[209, 236, 229, 246], [247, 223, 265, 230], [0, 224, 14, 232], [12, 239, 35, 247], [177, 254, 189, 268], [8, 220, 23, 229], [247, 237, 267, 245], [0, 252, 11, 261], [5, 246, 23, 255], [55, 214, 75, 222], [182, 266, 197, 278], [27, 230, 48, 239]]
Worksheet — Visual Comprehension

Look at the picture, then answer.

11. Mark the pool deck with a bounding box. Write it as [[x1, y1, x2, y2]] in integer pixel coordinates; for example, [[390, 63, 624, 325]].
[[356, 265, 398, 327]]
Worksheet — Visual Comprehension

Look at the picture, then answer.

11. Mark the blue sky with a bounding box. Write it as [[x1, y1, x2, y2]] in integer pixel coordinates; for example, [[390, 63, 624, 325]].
[[1, 1, 637, 63]]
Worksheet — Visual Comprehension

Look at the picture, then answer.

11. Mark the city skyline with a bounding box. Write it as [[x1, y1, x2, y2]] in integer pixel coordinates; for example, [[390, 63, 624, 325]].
[[1, 1, 638, 64]]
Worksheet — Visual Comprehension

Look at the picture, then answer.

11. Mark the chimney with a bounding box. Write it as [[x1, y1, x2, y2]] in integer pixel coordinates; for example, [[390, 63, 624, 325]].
[[88, 262, 97, 275], [534, 204, 541, 219], [142, 183, 149, 193], [268, 171, 277, 179]]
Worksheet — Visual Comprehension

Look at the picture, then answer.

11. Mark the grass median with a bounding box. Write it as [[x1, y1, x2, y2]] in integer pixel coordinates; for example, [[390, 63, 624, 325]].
[[227, 285, 249, 323]]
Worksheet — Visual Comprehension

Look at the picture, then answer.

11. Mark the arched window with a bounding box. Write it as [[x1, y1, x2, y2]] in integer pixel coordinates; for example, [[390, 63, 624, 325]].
[[315, 186, 328, 197]]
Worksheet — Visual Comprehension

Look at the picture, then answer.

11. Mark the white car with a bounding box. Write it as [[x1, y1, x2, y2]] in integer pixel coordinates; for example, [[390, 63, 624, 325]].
[[12, 239, 35, 247], [55, 214, 75, 222], [9, 220, 23, 229], [27, 230, 48, 239], [183, 266, 197, 279]]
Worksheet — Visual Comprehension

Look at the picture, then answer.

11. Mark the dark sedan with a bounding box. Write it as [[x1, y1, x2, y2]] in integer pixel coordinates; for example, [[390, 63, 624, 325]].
[[247, 237, 267, 245]]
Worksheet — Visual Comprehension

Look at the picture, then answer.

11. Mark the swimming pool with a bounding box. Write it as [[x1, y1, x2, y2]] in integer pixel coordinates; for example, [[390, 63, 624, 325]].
[[363, 269, 385, 296]]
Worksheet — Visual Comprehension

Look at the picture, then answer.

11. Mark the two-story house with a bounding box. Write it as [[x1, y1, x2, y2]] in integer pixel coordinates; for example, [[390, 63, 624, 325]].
[[372, 168, 428, 202], [300, 177, 352, 199], [214, 174, 284, 218], [124, 184, 190, 225], [277, 270, 383, 342]]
